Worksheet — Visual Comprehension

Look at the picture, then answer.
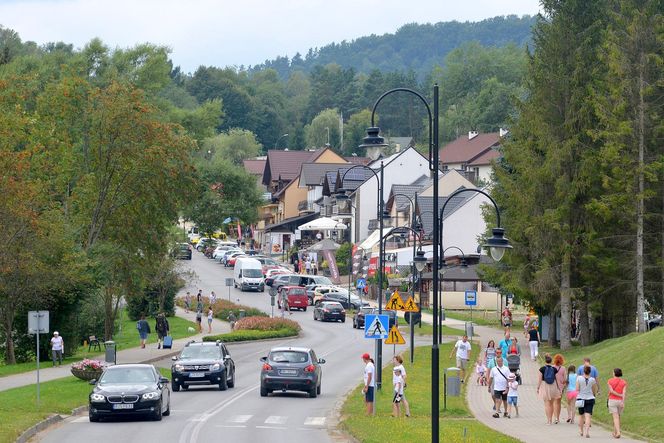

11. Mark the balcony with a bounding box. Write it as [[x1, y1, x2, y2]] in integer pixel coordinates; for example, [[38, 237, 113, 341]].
[[298, 200, 314, 213]]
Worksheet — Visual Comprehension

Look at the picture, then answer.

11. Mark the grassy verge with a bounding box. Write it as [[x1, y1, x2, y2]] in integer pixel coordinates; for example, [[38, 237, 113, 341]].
[[539, 327, 664, 442], [341, 345, 517, 443], [399, 322, 467, 337], [427, 309, 501, 327], [203, 328, 299, 342], [0, 368, 171, 442], [0, 311, 197, 379]]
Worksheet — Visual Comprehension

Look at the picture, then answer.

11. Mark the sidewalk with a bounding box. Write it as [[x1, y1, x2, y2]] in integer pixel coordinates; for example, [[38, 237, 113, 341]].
[[0, 307, 229, 393], [466, 324, 641, 442]]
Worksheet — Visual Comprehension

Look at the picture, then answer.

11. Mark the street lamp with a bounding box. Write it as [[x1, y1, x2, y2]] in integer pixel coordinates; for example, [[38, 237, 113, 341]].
[[438, 246, 467, 344], [363, 86, 439, 441], [274, 133, 289, 150]]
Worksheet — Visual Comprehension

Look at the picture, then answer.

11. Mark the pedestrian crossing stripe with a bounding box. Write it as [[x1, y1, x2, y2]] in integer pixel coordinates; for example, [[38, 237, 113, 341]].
[[385, 325, 405, 345], [402, 296, 419, 312], [385, 290, 405, 310]]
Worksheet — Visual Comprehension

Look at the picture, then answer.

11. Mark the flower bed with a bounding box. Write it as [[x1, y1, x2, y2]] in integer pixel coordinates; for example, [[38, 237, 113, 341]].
[[234, 316, 300, 332], [202, 316, 301, 343], [70, 359, 105, 381], [176, 297, 267, 319]]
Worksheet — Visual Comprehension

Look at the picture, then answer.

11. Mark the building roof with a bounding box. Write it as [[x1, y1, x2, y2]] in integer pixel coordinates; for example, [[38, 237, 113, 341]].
[[300, 163, 349, 187], [387, 181, 427, 211], [439, 132, 501, 165], [344, 156, 372, 165], [468, 148, 500, 166], [322, 167, 375, 196], [386, 136, 414, 151], [415, 189, 473, 235], [243, 159, 266, 176], [262, 150, 320, 186]]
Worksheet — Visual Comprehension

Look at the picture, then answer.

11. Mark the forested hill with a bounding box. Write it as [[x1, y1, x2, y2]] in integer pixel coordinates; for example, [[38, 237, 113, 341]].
[[250, 15, 536, 79]]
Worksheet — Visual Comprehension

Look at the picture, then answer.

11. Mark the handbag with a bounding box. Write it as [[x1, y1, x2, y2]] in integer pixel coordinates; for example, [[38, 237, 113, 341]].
[[575, 399, 585, 408]]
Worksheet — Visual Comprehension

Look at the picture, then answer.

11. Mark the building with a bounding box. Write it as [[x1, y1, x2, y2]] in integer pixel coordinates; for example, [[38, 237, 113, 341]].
[[439, 131, 505, 184]]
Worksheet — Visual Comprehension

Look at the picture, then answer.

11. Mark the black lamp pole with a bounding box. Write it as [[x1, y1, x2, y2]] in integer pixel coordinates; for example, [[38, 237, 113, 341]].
[[438, 246, 467, 344]]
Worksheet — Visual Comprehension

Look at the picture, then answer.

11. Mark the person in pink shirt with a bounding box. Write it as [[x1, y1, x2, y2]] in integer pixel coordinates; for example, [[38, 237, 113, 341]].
[[607, 368, 627, 439]]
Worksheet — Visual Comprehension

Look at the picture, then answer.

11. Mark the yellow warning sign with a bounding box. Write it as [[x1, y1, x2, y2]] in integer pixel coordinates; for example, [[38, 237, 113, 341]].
[[385, 290, 405, 311], [403, 296, 419, 312], [385, 325, 406, 345]]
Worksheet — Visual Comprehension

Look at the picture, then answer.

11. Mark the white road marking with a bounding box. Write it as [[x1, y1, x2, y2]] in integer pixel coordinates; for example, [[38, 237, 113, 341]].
[[256, 425, 287, 430], [264, 415, 287, 425], [72, 417, 89, 423], [229, 414, 252, 423], [303, 416, 326, 426], [214, 425, 247, 428]]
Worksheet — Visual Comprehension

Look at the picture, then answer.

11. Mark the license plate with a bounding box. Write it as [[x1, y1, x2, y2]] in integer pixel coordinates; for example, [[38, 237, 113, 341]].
[[113, 403, 134, 410], [279, 369, 297, 375], [189, 372, 205, 378]]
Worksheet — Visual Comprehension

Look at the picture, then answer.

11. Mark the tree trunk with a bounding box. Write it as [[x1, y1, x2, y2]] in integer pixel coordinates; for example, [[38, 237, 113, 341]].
[[578, 298, 591, 346], [2, 314, 15, 365], [635, 61, 646, 333], [559, 252, 572, 350]]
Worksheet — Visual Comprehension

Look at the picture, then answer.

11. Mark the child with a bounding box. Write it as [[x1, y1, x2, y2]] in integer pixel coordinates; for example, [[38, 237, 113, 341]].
[[507, 373, 519, 418], [476, 358, 487, 385], [392, 367, 404, 418]]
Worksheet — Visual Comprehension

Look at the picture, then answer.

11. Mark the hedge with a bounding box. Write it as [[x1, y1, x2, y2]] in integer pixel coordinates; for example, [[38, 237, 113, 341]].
[[202, 328, 298, 342], [234, 316, 301, 332]]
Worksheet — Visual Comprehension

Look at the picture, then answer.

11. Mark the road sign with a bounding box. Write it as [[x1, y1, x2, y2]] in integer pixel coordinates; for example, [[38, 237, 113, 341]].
[[464, 290, 477, 306], [356, 278, 366, 290], [403, 296, 419, 312], [364, 314, 389, 339], [385, 290, 405, 311], [28, 311, 49, 334], [385, 325, 405, 345], [225, 278, 233, 286]]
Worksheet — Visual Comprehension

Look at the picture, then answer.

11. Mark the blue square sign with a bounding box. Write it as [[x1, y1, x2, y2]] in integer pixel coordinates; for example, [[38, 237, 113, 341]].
[[465, 290, 477, 306], [364, 314, 389, 339]]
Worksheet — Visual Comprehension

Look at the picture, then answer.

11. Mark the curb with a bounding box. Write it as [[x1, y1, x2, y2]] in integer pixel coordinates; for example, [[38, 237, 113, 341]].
[[16, 413, 64, 443], [327, 384, 360, 443]]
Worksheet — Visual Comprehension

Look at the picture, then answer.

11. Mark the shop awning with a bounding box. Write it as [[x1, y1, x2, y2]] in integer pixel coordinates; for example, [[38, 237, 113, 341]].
[[264, 213, 318, 232], [298, 217, 348, 231], [357, 227, 394, 251]]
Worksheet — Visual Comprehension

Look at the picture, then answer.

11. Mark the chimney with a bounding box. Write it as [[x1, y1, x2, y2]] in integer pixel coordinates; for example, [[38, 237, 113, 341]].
[[499, 128, 509, 137], [468, 131, 478, 140]]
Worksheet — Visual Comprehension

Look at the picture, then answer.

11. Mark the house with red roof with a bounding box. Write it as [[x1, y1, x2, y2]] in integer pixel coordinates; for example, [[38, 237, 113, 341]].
[[439, 130, 506, 184]]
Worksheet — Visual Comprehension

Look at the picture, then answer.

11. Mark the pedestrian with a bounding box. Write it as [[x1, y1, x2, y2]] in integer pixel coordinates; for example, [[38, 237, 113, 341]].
[[312, 261, 318, 275], [392, 367, 404, 418], [553, 353, 567, 424], [498, 332, 513, 357], [607, 368, 627, 439], [155, 313, 170, 349], [305, 257, 312, 274], [449, 335, 472, 382], [362, 353, 375, 415], [294, 259, 299, 273], [488, 356, 510, 418], [566, 364, 578, 424], [576, 364, 599, 438], [228, 311, 237, 330], [136, 314, 151, 348], [50, 331, 64, 366], [476, 357, 487, 386], [508, 336, 521, 355], [207, 307, 214, 333], [577, 357, 600, 390], [184, 291, 191, 313], [501, 304, 513, 331], [527, 324, 541, 361], [523, 313, 531, 337], [537, 353, 561, 425], [487, 349, 503, 412], [393, 356, 411, 417], [197, 289, 203, 304], [507, 372, 519, 418], [210, 291, 217, 306], [195, 308, 202, 333], [484, 339, 497, 364]]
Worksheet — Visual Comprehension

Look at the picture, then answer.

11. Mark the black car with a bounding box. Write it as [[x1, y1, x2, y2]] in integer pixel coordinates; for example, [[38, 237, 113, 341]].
[[260, 346, 325, 398], [352, 306, 375, 329], [317, 292, 363, 310], [313, 301, 346, 322], [269, 274, 334, 296], [88, 364, 171, 422], [172, 243, 192, 260], [171, 341, 236, 391]]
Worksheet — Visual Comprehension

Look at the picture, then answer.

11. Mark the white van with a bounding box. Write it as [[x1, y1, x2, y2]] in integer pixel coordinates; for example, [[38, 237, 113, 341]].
[[234, 257, 265, 292]]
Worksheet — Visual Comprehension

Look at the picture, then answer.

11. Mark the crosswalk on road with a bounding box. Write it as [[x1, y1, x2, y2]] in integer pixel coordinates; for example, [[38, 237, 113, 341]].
[[213, 414, 327, 430]]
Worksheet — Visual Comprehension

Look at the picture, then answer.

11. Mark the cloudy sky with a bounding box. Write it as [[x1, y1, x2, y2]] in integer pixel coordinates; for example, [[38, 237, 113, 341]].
[[1, 0, 541, 73]]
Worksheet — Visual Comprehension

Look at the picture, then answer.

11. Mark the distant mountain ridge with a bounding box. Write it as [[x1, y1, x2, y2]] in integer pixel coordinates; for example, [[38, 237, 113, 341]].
[[249, 15, 537, 79]]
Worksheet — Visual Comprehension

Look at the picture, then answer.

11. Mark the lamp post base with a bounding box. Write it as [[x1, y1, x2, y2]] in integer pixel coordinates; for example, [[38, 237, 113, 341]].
[[432, 344, 439, 443]]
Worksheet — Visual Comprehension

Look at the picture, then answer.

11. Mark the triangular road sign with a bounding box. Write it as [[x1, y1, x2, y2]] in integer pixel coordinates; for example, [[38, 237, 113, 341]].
[[385, 290, 405, 311], [403, 296, 419, 312], [385, 325, 405, 345]]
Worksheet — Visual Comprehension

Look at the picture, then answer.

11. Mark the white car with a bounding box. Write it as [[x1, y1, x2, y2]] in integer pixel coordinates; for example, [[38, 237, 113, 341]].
[[218, 248, 242, 263], [213, 245, 240, 260]]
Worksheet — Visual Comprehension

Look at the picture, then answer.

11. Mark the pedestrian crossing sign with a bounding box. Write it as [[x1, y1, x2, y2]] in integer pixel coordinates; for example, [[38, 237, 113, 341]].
[[402, 296, 419, 312], [384, 325, 405, 345], [364, 314, 389, 339], [385, 290, 405, 310]]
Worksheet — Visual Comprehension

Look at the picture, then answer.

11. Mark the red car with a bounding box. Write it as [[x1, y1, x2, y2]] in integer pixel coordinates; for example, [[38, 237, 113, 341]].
[[277, 286, 308, 312]]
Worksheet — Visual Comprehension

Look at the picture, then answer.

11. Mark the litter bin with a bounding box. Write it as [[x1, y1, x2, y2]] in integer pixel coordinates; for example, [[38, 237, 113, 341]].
[[104, 341, 116, 365], [465, 321, 474, 338], [445, 367, 461, 397], [238, 309, 246, 319]]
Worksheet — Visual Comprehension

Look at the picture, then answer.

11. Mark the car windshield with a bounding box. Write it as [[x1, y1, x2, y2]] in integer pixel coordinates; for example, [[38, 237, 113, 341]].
[[312, 276, 332, 285], [269, 351, 309, 364], [178, 244, 189, 250], [179, 346, 220, 360], [360, 307, 374, 314], [99, 367, 155, 384], [323, 302, 343, 309], [289, 288, 305, 295], [244, 269, 262, 278]]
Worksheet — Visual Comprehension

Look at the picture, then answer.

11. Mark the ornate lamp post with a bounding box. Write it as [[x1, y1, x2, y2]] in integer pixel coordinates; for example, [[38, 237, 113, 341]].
[[438, 246, 467, 343]]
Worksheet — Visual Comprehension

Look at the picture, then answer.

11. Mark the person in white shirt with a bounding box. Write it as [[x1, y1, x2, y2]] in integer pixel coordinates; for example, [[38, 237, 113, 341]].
[[393, 355, 411, 417], [362, 353, 375, 415], [449, 335, 472, 382], [507, 372, 519, 418], [50, 331, 64, 366], [488, 356, 510, 418], [392, 368, 404, 418]]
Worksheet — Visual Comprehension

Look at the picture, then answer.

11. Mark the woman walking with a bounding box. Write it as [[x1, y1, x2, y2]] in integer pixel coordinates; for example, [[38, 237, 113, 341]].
[[552, 354, 567, 424], [565, 365, 578, 424], [576, 365, 599, 438], [527, 325, 540, 361], [207, 307, 214, 333], [536, 353, 561, 425], [393, 356, 411, 417], [484, 340, 497, 364], [607, 368, 627, 439], [155, 313, 170, 349]]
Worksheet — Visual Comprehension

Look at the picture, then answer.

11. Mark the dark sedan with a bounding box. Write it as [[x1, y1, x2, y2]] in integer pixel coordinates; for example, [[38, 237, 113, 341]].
[[171, 341, 235, 391], [171, 243, 192, 260], [88, 364, 171, 422], [352, 306, 375, 329], [313, 301, 346, 322], [260, 347, 325, 398]]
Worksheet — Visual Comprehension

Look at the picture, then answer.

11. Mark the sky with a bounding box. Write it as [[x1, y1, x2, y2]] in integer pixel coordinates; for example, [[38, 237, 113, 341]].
[[0, 0, 542, 73]]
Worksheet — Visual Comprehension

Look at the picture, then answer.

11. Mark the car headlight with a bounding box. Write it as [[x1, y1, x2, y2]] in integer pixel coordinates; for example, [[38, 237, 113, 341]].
[[174, 364, 184, 372], [142, 391, 161, 400], [211, 363, 221, 371], [90, 393, 106, 403]]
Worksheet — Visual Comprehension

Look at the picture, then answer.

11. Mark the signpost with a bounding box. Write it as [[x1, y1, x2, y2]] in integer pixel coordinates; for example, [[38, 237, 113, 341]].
[[464, 290, 477, 338], [225, 278, 233, 302], [364, 313, 388, 415], [28, 311, 49, 405]]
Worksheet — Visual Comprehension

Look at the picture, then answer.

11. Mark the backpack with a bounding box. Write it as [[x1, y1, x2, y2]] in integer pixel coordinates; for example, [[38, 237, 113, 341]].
[[136, 321, 141, 331], [543, 365, 558, 384]]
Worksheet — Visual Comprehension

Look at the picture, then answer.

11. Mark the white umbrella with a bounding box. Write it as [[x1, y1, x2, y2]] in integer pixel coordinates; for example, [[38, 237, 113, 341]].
[[297, 217, 348, 231]]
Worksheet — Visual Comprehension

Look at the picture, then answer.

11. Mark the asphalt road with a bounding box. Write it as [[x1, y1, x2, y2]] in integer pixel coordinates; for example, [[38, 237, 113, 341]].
[[37, 251, 415, 443]]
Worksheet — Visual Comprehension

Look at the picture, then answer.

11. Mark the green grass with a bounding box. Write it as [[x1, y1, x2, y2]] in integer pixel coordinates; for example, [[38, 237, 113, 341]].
[[399, 322, 467, 337], [202, 328, 299, 342], [539, 327, 664, 442], [0, 311, 197, 379], [340, 345, 518, 443], [432, 309, 501, 327]]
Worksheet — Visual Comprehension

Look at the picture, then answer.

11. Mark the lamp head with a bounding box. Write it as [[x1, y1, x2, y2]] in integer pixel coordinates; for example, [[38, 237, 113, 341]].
[[358, 127, 387, 149], [482, 227, 512, 262], [335, 188, 349, 202], [413, 250, 427, 273]]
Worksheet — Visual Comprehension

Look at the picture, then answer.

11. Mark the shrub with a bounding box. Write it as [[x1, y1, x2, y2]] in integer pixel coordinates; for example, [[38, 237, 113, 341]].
[[234, 316, 301, 332], [203, 328, 298, 343]]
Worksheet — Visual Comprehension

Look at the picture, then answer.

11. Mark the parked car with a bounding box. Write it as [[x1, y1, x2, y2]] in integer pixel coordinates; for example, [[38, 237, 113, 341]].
[[253, 256, 282, 276], [353, 308, 397, 329], [269, 274, 333, 296], [277, 286, 308, 311], [218, 248, 241, 263], [265, 269, 291, 287], [316, 292, 364, 310], [648, 314, 662, 330], [171, 243, 192, 260], [312, 286, 348, 304], [212, 245, 238, 260], [224, 251, 245, 267], [234, 257, 265, 292], [352, 306, 375, 329], [259, 347, 325, 398], [313, 301, 346, 322], [88, 364, 171, 422], [196, 238, 218, 252], [171, 341, 235, 391]]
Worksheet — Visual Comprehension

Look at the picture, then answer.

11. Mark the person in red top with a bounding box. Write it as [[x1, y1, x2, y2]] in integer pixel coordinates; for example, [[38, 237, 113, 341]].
[[607, 368, 627, 439]]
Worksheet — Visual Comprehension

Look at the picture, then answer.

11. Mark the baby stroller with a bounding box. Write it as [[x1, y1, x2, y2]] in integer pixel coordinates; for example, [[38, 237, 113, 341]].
[[506, 354, 522, 385]]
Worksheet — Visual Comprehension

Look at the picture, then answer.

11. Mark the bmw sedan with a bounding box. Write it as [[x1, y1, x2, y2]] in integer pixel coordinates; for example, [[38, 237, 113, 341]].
[[88, 364, 171, 422], [313, 301, 346, 322], [260, 347, 325, 398]]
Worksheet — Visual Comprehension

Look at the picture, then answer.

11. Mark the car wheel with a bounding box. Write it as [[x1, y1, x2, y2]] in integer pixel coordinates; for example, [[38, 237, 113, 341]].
[[228, 371, 235, 388], [219, 373, 228, 391], [341, 318, 346, 323], [302, 307, 307, 312], [89, 411, 100, 422], [317, 383, 321, 395], [172, 382, 180, 392], [309, 386, 317, 398], [153, 400, 163, 421], [163, 395, 171, 416], [260, 385, 268, 397]]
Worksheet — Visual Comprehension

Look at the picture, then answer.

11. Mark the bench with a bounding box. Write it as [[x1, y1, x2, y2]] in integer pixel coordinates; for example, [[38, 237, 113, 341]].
[[88, 335, 101, 352]]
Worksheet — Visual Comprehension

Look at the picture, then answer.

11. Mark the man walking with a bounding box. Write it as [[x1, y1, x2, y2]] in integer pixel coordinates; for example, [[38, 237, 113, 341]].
[[499, 332, 514, 358], [50, 331, 64, 366], [450, 335, 472, 382], [488, 356, 510, 418]]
